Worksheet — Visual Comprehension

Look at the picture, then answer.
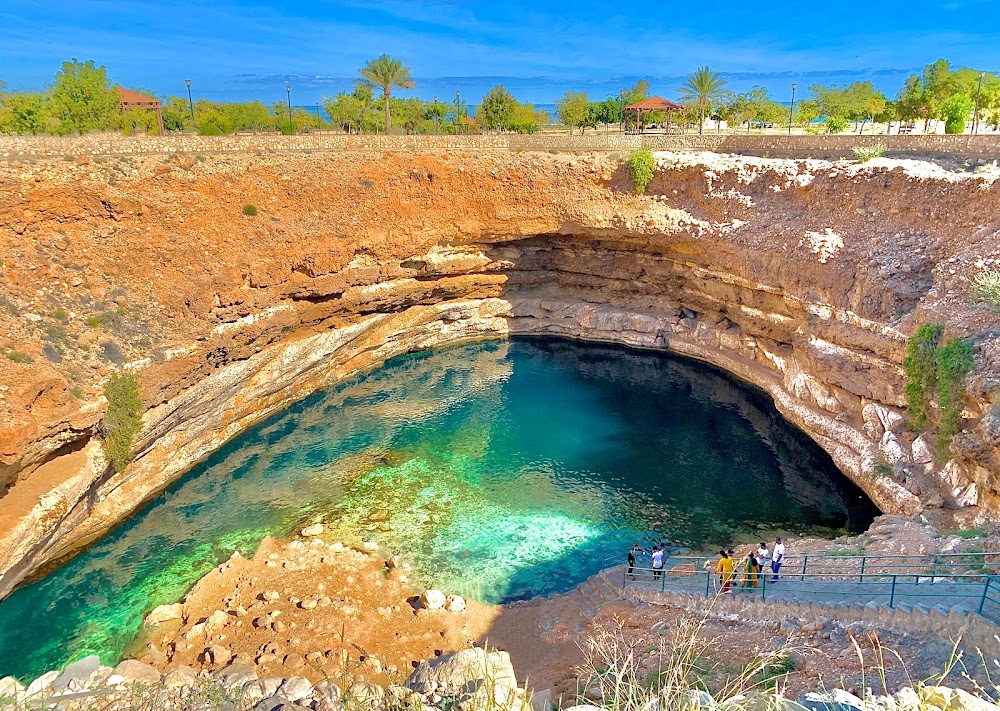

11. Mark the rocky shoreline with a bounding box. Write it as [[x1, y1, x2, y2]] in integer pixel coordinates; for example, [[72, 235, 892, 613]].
[[3, 516, 1000, 710]]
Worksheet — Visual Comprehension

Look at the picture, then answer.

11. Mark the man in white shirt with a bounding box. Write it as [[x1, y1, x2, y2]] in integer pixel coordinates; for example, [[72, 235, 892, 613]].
[[755, 542, 768, 570], [770, 537, 785, 582], [651, 546, 665, 580]]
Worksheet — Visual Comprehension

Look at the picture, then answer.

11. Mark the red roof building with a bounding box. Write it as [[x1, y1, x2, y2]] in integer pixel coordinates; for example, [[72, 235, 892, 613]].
[[117, 87, 164, 135], [624, 95, 684, 133]]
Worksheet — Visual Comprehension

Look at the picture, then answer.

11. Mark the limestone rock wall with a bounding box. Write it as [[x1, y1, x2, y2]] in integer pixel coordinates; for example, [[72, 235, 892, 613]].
[[0, 150, 997, 601]]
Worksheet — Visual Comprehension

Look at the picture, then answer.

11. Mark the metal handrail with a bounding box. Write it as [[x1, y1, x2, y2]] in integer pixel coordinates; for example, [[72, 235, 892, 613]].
[[622, 562, 1000, 622]]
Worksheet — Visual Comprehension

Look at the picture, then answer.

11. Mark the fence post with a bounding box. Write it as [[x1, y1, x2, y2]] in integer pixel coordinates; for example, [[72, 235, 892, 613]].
[[705, 571, 712, 598], [978, 577, 992, 615], [889, 575, 897, 608], [761, 573, 766, 602], [801, 555, 809, 582], [661, 569, 666, 593], [860, 556, 866, 581]]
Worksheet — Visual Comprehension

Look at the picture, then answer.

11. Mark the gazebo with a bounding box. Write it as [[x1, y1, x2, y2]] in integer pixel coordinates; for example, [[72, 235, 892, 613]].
[[117, 87, 164, 135], [624, 95, 684, 133]]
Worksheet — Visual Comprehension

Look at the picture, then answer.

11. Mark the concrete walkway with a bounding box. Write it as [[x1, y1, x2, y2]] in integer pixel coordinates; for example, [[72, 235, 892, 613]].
[[619, 564, 1000, 622]]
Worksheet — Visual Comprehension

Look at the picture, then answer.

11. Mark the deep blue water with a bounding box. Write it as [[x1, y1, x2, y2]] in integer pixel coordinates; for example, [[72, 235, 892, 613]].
[[0, 338, 878, 679]]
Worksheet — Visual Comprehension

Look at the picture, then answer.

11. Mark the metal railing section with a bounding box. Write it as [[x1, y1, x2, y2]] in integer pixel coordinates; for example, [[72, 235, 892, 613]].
[[620, 551, 1000, 625]]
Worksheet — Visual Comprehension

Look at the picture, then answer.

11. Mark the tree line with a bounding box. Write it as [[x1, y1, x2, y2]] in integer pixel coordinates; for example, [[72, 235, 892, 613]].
[[0, 55, 547, 136], [554, 60, 1000, 135], [1, 56, 997, 136]]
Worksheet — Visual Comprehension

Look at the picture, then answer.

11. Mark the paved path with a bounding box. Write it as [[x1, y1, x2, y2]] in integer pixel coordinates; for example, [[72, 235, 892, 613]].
[[619, 564, 999, 621]]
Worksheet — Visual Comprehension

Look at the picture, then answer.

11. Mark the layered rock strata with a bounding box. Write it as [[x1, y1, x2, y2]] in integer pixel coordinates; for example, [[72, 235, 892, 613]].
[[0, 151, 997, 600]]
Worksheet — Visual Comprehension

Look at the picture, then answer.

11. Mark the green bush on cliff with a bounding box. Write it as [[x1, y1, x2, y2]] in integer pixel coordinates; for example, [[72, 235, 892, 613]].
[[627, 149, 655, 194], [904, 323, 943, 430], [934, 336, 976, 460], [904, 323, 975, 461], [101, 371, 143, 473]]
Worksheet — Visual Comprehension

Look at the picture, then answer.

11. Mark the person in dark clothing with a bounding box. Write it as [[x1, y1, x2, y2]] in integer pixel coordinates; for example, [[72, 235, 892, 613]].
[[626, 544, 646, 581]]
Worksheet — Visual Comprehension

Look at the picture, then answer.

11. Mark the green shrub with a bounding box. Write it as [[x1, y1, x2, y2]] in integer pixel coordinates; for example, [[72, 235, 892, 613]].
[[825, 116, 849, 133], [935, 336, 975, 460], [101, 372, 144, 474], [242, 204, 258, 217], [51, 308, 69, 322], [940, 94, 974, 135], [852, 141, 887, 163], [904, 323, 943, 429], [904, 323, 975, 461], [197, 122, 225, 136], [5, 350, 31, 364], [971, 267, 1000, 307], [85, 314, 105, 328], [627, 149, 656, 194]]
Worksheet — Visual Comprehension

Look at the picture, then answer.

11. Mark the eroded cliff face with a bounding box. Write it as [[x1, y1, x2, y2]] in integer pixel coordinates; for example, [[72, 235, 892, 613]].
[[0, 150, 997, 599]]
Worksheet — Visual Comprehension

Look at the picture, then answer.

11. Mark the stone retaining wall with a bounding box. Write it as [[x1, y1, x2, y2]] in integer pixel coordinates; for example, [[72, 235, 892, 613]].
[[3, 132, 1000, 159]]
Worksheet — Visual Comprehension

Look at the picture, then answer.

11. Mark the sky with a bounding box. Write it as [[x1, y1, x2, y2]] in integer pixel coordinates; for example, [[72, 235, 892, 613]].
[[1, 0, 999, 106]]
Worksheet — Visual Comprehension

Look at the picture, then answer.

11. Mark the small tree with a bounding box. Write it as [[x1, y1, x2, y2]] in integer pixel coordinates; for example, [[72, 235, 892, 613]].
[[476, 85, 517, 132], [556, 91, 590, 134], [939, 93, 974, 134], [50, 58, 120, 135]]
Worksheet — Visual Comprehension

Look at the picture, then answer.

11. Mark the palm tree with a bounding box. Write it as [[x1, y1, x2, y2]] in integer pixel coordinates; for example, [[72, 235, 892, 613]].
[[358, 54, 415, 135], [678, 67, 731, 135]]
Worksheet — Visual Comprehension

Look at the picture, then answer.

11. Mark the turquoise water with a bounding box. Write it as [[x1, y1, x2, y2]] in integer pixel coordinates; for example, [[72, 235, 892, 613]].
[[0, 338, 878, 679]]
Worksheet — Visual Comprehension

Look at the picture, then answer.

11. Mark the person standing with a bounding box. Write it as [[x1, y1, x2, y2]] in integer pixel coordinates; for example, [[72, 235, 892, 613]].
[[770, 537, 785, 582], [626, 544, 645, 581], [715, 550, 734, 593], [755, 542, 769, 572], [651, 545, 665, 581], [742, 550, 760, 589]]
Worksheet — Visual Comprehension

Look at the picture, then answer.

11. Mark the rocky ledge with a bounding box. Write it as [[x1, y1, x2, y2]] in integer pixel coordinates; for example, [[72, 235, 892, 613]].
[[0, 150, 997, 601]]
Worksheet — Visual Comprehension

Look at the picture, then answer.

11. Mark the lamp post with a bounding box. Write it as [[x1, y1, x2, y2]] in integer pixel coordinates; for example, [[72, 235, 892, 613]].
[[455, 90, 461, 134], [184, 79, 194, 120], [788, 83, 797, 135], [973, 71, 986, 135], [285, 85, 293, 132]]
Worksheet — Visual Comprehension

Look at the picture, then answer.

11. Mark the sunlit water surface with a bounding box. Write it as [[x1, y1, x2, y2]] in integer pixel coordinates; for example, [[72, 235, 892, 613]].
[[0, 338, 879, 678]]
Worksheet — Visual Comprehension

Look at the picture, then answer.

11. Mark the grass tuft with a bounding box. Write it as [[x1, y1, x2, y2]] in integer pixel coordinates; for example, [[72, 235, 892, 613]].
[[852, 142, 887, 162], [971, 267, 1000, 307]]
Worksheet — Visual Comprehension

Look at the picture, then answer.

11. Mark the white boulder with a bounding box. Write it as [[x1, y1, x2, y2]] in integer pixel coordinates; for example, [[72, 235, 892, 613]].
[[420, 589, 447, 610]]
